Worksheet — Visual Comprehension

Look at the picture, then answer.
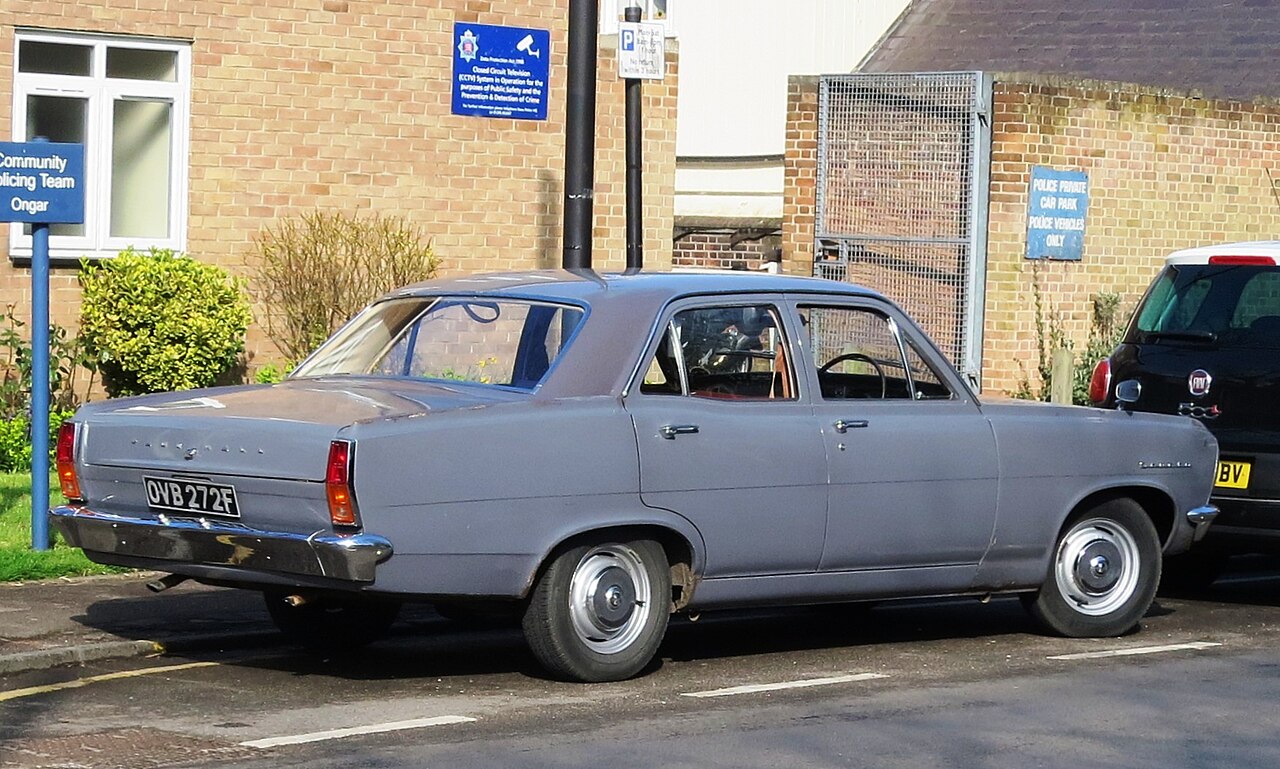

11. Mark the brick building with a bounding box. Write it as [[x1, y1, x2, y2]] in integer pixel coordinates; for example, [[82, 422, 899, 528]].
[[783, 0, 1280, 395], [2, 0, 678, 367]]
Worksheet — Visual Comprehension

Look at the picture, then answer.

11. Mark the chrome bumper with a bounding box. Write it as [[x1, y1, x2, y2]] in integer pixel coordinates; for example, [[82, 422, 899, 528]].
[[1186, 504, 1220, 542], [50, 506, 393, 583]]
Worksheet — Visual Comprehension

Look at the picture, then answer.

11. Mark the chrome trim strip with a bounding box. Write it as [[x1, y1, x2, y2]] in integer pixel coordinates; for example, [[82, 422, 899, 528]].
[[49, 506, 392, 583]]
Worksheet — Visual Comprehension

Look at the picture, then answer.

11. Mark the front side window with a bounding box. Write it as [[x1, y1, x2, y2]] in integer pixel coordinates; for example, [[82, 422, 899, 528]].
[[801, 305, 951, 400], [11, 31, 190, 259], [292, 296, 585, 391], [640, 304, 796, 401]]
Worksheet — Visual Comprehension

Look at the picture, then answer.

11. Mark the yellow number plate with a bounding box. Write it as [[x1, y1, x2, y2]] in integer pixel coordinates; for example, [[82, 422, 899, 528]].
[[1215, 460, 1252, 490]]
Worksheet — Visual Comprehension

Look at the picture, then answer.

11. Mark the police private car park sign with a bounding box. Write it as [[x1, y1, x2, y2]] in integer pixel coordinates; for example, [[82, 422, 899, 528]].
[[0, 140, 85, 551]]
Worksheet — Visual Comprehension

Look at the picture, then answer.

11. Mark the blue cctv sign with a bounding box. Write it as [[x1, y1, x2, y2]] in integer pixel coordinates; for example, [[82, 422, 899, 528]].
[[1026, 166, 1089, 261], [0, 141, 85, 224], [452, 22, 551, 120]]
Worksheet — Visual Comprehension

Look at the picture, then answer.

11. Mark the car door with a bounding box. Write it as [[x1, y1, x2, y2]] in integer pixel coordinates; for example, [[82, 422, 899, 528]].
[[624, 297, 828, 578], [796, 300, 999, 572]]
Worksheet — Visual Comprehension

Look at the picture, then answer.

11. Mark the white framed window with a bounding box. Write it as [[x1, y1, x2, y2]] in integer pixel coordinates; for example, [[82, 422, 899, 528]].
[[10, 30, 191, 260]]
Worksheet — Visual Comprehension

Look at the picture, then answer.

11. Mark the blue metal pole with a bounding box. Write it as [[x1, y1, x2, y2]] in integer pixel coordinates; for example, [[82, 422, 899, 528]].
[[31, 219, 50, 550]]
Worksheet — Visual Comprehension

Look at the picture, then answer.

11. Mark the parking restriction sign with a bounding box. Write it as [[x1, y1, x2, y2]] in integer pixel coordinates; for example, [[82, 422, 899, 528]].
[[618, 21, 665, 80]]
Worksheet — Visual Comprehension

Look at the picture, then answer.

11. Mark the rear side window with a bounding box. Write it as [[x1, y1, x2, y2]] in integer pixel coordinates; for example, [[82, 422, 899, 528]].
[[293, 297, 585, 389], [1132, 265, 1280, 348]]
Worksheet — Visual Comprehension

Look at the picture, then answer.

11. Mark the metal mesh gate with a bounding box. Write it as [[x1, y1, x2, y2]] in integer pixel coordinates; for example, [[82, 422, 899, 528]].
[[814, 72, 992, 383]]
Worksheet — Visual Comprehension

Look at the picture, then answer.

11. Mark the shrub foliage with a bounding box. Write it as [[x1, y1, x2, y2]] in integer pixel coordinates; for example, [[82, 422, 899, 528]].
[[253, 210, 439, 362], [78, 247, 252, 397]]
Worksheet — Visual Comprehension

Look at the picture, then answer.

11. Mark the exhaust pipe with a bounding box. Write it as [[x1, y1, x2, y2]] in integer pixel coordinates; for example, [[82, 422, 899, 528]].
[[145, 574, 189, 593]]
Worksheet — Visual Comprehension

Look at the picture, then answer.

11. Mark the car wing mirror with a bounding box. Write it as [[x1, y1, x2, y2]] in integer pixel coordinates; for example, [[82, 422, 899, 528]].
[[1115, 379, 1142, 410]]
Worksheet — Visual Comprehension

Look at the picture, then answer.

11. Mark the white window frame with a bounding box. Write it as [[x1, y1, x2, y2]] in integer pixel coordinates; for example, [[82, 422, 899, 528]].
[[10, 29, 191, 261]]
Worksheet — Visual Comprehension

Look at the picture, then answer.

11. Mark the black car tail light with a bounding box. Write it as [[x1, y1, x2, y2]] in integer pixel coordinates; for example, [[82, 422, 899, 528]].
[[1207, 255, 1277, 266], [1088, 358, 1112, 405], [56, 422, 84, 501], [326, 439, 358, 527]]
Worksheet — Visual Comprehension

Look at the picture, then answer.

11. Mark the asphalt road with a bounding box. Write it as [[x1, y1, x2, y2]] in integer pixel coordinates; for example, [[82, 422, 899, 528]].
[[3, 560, 1280, 769]]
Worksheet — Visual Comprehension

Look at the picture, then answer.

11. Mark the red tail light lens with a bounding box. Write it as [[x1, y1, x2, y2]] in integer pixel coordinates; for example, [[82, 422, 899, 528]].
[[1088, 358, 1112, 405], [56, 422, 83, 501], [1207, 255, 1276, 266], [326, 440, 358, 527]]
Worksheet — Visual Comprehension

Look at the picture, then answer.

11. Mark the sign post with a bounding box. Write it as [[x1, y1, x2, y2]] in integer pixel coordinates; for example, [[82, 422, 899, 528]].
[[617, 6, 664, 271], [0, 139, 85, 550]]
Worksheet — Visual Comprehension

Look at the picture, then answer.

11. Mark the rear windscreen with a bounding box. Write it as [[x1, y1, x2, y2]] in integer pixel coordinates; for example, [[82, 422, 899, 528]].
[[1131, 265, 1280, 348]]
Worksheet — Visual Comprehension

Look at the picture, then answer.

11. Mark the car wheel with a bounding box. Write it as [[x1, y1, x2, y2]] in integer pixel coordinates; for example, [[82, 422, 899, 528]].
[[1027, 499, 1160, 637], [523, 537, 671, 682], [263, 591, 401, 651]]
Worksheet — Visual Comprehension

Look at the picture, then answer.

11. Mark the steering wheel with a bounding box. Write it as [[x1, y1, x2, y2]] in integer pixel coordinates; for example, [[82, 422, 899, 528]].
[[819, 352, 887, 399]]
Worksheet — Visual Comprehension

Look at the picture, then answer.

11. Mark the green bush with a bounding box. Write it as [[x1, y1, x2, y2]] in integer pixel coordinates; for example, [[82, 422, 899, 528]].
[[253, 362, 287, 384], [78, 247, 252, 397], [253, 210, 439, 362], [0, 409, 74, 473], [0, 305, 89, 418]]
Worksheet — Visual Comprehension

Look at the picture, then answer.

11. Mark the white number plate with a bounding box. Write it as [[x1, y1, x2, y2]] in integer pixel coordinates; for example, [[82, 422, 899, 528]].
[[144, 476, 241, 518]]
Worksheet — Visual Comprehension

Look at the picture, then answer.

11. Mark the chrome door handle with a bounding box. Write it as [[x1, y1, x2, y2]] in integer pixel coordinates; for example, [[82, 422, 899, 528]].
[[659, 424, 700, 439], [833, 419, 869, 433]]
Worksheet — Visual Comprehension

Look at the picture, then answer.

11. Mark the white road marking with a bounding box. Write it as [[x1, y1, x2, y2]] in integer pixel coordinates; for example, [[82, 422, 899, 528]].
[[239, 715, 478, 748], [680, 672, 888, 699], [1047, 641, 1222, 661]]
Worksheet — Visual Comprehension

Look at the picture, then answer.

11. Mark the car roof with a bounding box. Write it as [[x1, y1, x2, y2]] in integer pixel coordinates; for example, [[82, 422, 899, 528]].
[[383, 269, 887, 305], [1165, 241, 1280, 265]]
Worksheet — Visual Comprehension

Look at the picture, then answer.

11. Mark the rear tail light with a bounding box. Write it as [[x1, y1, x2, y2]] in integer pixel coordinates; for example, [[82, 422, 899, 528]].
[[1207, 255, 1277, 266], [1088, 358, 1112, 405], [56, 422, 83, 501], [326, 439, 358, 527]]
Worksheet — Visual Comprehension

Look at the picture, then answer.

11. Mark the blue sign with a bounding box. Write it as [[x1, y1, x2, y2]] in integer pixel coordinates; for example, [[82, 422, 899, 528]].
[[452, 23, 550, 121], [0, 141, 85, 224], [1025, 166, 1089, 261]]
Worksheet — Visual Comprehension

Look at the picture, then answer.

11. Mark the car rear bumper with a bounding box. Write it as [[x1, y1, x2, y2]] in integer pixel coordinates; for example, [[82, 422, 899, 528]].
[[1187, 504, 1220, 542], [50, 505, 393, 583]]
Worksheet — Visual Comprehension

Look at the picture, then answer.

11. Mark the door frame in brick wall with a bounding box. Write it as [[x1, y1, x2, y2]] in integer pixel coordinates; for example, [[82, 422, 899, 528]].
[[813, 71, 992, 387]]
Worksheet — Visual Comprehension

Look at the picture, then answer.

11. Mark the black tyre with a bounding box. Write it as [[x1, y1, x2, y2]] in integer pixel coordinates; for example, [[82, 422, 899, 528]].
[[1027, 499, 1161, 637], [523, 537, 671, 683], [263, 592, 400, 652]]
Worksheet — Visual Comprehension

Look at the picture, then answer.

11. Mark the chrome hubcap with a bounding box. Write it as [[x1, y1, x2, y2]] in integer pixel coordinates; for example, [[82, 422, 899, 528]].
[[568, 545, 652, 655], [1054, 518, 1141, 616]]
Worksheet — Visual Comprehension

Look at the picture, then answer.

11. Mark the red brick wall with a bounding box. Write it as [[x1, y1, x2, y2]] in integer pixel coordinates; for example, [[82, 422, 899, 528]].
[[782, 75, 819, 278], [672, 231, 780, 271], [0, 0, 678, 370]]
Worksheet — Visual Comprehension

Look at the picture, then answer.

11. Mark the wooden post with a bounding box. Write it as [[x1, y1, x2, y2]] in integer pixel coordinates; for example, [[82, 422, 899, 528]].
[[1050, 348, 1074, 405]]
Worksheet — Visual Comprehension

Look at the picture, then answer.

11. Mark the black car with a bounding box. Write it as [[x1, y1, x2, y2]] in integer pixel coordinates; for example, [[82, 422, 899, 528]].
[[1091, 242, 1280, 584]]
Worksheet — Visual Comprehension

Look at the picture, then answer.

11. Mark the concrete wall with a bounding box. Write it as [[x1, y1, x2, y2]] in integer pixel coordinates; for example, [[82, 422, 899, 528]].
[[0, 0, 678, 369]]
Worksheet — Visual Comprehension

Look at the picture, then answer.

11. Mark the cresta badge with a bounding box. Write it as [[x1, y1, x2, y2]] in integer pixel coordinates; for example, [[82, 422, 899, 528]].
[[1188, 369, 1213, 397]]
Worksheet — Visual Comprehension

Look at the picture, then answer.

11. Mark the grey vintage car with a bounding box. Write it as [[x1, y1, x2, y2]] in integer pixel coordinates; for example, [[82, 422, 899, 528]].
[[52, 271, 1219, 682]]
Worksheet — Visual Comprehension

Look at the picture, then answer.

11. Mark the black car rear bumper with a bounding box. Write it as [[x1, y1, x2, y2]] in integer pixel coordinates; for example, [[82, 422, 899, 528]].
[[50, 505, 393, 583]]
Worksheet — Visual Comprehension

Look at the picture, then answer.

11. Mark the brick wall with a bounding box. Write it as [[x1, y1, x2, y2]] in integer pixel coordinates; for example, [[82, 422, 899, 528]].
[[0, 0, 678, 370], [783, 73, 1280, 395], [672, 231, 780, 271], [782, 75, 819, 278], [984, 78, 1280, 395]]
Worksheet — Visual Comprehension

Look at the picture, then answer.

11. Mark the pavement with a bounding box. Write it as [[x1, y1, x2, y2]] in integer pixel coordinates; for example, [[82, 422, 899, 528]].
[[0, 572, 282, 676]]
